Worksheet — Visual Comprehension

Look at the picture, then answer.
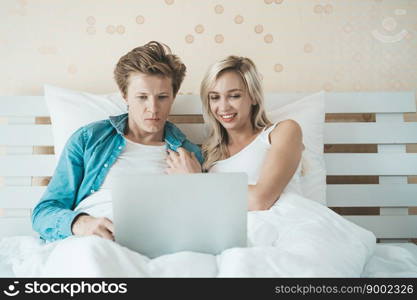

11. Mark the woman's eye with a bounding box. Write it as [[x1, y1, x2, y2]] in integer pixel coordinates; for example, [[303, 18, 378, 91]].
[[209, 96, 219, 101], [230, 94, 241, 99]]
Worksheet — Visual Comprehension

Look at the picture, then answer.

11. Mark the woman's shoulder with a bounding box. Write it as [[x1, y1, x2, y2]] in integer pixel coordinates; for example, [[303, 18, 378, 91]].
[[268, 119, 302, 144]]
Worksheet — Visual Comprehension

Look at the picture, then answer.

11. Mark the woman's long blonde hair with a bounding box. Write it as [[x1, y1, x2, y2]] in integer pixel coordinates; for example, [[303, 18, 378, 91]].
[[200, 56, 271, 171]]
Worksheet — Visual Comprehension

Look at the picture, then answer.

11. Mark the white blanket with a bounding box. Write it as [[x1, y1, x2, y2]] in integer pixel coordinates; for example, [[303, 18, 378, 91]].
[[0, 192, 376, 277]]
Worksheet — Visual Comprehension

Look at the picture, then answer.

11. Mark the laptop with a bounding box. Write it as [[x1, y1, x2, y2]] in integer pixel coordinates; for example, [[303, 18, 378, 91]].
[[111, 173, 248, 258]]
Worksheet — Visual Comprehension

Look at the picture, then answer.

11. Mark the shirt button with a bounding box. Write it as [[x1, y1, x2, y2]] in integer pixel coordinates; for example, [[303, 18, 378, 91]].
[[104, 164, 108, 168], [90, 189, 95, 194]]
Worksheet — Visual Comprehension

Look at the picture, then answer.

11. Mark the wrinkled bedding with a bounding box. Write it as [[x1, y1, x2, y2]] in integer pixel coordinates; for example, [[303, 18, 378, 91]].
[[0, 192, 378, 277]]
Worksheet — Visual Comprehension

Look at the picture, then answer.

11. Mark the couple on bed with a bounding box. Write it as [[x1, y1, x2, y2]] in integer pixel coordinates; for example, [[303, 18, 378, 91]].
[[32, 41, 304, 244]]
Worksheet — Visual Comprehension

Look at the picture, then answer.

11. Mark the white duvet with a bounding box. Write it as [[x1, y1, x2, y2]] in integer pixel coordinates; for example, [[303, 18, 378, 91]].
[[0, 192, 377, 277]]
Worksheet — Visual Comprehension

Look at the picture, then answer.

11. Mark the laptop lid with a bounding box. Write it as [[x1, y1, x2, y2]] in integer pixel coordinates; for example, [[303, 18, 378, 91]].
[[111, 173, 247, 258]]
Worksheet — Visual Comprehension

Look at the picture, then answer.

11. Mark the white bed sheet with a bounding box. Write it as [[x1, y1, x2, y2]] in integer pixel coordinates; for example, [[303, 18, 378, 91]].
[[1, 243, 416, 278], [0, 192, 415, 277]]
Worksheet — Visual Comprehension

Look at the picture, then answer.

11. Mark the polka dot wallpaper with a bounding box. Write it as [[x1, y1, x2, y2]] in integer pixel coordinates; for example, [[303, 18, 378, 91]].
[[0, 0, 416, 97]]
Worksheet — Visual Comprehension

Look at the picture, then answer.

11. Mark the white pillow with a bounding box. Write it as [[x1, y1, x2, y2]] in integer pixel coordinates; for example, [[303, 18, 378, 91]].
[[267, 91, 326, 205], [44, 85, 127, 159]]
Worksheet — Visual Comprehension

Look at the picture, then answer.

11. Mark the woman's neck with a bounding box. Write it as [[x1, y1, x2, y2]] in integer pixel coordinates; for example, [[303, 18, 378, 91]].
[[226, 123, 260, 147]]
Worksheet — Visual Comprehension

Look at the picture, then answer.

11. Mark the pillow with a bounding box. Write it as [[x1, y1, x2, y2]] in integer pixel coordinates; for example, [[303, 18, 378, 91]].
[[44, 85, 127, 159], [267, 91, 326, 205]]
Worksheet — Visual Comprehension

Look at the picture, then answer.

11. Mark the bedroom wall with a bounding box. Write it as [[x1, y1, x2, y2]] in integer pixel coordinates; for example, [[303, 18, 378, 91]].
[[1, 0, 416, 215]]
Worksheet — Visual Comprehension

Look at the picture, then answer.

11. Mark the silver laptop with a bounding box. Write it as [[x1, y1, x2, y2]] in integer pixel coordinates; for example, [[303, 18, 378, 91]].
[[111, 173, 247, 258]]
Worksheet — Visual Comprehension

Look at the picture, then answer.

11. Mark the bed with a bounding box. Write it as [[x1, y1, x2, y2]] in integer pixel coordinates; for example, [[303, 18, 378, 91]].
[[0, 90, 416, 277]]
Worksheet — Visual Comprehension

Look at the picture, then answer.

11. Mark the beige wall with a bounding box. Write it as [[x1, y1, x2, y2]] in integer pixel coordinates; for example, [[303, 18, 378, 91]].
[[1, 0, 416, 96]]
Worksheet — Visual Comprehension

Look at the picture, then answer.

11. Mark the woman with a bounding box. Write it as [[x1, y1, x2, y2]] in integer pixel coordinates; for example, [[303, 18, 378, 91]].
[[32, 41, 203, 242], [166, 56, 304, 210]]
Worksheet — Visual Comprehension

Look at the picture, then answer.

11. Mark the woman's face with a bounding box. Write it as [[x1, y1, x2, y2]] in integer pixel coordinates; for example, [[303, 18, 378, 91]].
[[208, 71, 256, 131], [125, 72, 174, 136]]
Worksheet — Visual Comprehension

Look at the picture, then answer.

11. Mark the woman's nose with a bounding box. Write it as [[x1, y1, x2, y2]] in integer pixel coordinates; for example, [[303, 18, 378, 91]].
[[218, 98, 231, 111]]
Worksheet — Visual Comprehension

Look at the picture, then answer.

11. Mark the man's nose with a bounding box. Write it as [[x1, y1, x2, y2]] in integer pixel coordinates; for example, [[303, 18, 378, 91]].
[[147, 97, 159, 113]]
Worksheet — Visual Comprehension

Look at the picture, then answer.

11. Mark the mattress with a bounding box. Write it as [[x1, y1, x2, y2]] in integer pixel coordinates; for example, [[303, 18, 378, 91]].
[[1, 243, 416, 278]]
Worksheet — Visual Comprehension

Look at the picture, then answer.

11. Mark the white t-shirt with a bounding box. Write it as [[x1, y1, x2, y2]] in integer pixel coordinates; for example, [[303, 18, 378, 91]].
[[74, 138, 168, 220], [209, 122, 303, 196]]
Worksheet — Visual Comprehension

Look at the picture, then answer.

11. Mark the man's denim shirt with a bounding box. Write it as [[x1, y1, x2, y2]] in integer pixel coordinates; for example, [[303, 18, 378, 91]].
[[31, 113, 203, 242]]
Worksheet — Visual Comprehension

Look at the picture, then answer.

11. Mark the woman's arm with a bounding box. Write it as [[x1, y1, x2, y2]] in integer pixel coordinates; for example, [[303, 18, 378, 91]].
[[248, 119, 303, 211]]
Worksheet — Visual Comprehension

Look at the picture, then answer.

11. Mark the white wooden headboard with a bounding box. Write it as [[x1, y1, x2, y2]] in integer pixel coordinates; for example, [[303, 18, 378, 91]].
[[1, 92, 416, 241]]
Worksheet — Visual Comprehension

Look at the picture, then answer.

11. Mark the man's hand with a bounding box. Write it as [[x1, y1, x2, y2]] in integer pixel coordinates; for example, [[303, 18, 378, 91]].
[[71, 214, 115, 241]]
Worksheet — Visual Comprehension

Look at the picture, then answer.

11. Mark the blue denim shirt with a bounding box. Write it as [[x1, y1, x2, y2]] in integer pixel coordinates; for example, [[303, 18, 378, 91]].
[[31, 113, 203, 242]]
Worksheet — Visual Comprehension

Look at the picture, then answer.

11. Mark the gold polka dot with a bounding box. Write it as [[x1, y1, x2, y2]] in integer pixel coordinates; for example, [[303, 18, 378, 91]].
[[275, 0, 284, 3], [391, 80, 402, 90], [165, 0, 174, 5], [274, 64, 284, 72], [324, 4, 333, 14], [68, 64, 78, 74], [195, 24, 204, 34], [185, 34, 194, 44], [38, 46, 57, 55], [405, 32, 413, 40], [304, 43, 313, 53], [106, 25, 115, 34], [254, 24, 264, 34], [264, 34, 273, 43], [234, 15, 244, 24], [314, 5, 323, 14], [214, 5, 224, 14], [136, 15, 145, 24], [116, 25, 125, 34], [334, 72, 343, 82], [215, 34, 224, 43], [86, 16, 96, 25], [343, 24, 353, 33], [86, 26, 96, 35], [264, 0, 273, 4], [353, 53, 362, 62], [323, 82, 333, 92]]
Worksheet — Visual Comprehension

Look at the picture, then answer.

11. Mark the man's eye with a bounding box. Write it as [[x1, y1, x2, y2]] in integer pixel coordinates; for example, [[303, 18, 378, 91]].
[[138, 96, 147, 100], [159, 95, 168, 100]]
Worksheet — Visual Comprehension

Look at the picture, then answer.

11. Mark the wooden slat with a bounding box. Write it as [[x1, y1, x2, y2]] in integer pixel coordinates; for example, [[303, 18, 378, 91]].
[[344, 216, 417, 239], [3, 122, 415, 146], [0, 155, 56, 176], [0, 217, 37, 237], [325, 92, 416, 113], [0, 125, 53, 146], [1, 92, 415, 117], [324, 153, 417, 175], [0, 187, 45, 208], [0, 96, 47, 116], [324, 123, 417, 144], [327, 184, 417, 207]]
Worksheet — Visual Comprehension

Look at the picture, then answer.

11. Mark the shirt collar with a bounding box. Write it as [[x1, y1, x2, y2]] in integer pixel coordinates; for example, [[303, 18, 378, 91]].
[[109, 113, 186, 147]]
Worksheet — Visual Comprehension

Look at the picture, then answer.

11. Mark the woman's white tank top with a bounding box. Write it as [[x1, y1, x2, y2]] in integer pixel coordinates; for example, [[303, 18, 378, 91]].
[[208, 122, 303, 195]]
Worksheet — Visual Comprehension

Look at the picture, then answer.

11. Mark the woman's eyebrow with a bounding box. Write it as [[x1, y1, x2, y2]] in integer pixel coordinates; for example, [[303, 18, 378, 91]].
[[208, 88, 243, 94]]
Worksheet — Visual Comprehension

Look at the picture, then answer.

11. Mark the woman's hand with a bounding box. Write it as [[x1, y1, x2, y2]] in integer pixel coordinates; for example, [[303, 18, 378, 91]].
[[165, 147, 202, 174], [71, 214, 115, 241]]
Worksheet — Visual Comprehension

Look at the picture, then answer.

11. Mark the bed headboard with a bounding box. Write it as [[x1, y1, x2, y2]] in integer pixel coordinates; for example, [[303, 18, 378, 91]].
[[1, 92, 416, 242]]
